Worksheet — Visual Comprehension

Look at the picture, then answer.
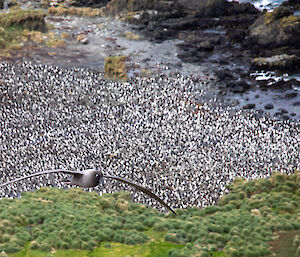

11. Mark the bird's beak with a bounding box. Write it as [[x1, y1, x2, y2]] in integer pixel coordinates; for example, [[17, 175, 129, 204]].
[[99, 176, 105, 187]]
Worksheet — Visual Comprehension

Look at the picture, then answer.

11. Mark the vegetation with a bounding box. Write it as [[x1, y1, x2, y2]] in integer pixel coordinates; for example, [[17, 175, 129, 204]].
[[0, 9, 46, 57], [48, 6, 104, 17], [23, 30, 66, 48], [104, 55, 128, 81], [0, 172, 299, 257], [0, 25, 23, 57], [263, 7, 300, 27], [125, 31, 140, 40], [0, 9, 45, 29]]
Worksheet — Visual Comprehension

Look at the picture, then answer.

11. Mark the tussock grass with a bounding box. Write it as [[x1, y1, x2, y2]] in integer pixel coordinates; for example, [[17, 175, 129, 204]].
[[0, 172, 299, 257], [48, 6, 103, 17], [104, 55, 128, 81], [0, 9, 46, 57]]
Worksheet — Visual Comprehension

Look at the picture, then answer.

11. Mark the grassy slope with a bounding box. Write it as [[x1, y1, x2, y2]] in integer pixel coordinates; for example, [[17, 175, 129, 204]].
[[0, 172, 299, 257], [0, 9, 46, 57]]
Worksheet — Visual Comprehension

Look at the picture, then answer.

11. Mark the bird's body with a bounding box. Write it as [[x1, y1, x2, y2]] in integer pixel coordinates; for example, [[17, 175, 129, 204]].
[[0, 169, 176, 214], [69, 169, 99, 187]]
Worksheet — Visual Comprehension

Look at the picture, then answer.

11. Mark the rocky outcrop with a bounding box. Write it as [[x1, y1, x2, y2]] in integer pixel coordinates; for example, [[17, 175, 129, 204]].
[[249, 7, 300, 49], [252, 54, 300, 71], [69, 0, 110, 8], [102, 0, 299, 98]]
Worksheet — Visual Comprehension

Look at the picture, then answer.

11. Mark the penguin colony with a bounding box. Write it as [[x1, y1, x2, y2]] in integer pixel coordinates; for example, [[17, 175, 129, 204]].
[[0, 62, 299, 212]]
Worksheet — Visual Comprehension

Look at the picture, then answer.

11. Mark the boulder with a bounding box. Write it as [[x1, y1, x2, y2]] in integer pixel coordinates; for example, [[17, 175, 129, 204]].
[[249, 7, 300, 49], [226, 80, 251, 93], [243, 103, 255, 109], [70, 0, 110, 8], [178, 0, 230, 17], [229, 2, 259, 15], [284, 92, 297, 98], [177, 0, 258, 17], [264, 104, 274, 109], [251, 54, 300, 71], [216, 69, 235, 80]]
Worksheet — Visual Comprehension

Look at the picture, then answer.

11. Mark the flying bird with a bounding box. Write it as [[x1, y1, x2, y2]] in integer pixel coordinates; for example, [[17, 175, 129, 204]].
[[0, 169, 176, 214]]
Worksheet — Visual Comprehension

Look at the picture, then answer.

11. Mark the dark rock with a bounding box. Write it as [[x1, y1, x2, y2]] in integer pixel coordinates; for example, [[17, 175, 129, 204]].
[[282, 115, 290, 120], [221, 12, 259, 29], [178, 0, 230, 17], [264, 104, 274, 109], [231, 85, 245, 93], [152, 28, 177, 41], [216, 69, 235, 80], [230, 2, 259, 15], [292, 101, 300, 106], [285, 92, 297, 98], [226, 28, 246, 42], [281, 0, 300, 10], [227, 80, 251, 93], [158, 16, 205, 31], [71, 0, 110, 8], [249, 16, 277, 48], [275, 112, 282, 117], [279, 108, 288, 113], [243, 103, 255, 109], [249, 8, 300, 50]]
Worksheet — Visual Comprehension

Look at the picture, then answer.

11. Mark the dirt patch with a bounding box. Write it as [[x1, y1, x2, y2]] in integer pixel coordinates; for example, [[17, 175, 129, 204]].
[[268, 230, 300, 257]]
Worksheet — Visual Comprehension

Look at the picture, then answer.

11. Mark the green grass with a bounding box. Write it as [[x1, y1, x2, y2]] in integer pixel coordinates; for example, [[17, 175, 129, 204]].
[[211, 252, 227, 257], [1, 171, 299, 257], [10, 241, 184, 257], [0, 9, 46, 57], [0, 25, 23, 55]]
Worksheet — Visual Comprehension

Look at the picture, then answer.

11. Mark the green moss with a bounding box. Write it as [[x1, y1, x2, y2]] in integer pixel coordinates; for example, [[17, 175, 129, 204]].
[[279, 15, 300, 28], [264, 7, 292, 25]]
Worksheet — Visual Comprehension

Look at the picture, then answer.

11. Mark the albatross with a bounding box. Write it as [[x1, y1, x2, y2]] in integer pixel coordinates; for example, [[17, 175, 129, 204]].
[[0, 169, 176, 214]]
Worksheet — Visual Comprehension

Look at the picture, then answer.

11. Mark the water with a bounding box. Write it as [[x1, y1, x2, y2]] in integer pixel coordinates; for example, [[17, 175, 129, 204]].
[[236, 0, 286, 10], [250, 71, 300, 85], [294, 11, 300, 16], [203, 28, 226, 35]]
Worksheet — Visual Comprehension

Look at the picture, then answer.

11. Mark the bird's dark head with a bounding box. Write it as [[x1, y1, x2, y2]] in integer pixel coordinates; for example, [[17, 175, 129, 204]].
[[95, 170, 105, 187]]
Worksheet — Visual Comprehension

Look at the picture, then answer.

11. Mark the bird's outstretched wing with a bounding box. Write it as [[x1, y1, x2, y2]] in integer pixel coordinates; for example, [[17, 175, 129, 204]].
[[104, 175, 176, 215], [0, 169, 84, 187]]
